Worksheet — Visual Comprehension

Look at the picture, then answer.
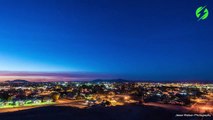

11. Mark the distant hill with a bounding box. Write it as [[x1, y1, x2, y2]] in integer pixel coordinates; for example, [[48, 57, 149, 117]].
[[5, 79, 30, 84], [92, 79, 130, 83]]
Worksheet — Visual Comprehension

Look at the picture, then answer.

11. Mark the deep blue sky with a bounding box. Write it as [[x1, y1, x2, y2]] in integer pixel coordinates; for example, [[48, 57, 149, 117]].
[[0, 0, 212, 81]]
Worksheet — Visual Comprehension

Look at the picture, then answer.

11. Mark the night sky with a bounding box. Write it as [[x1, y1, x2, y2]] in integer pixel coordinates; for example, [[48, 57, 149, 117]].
[[0, 0, 212, 81]]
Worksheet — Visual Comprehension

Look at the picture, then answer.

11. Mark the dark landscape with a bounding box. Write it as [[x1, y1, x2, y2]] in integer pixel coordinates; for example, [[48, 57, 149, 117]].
[[0, 105, 206, 120]]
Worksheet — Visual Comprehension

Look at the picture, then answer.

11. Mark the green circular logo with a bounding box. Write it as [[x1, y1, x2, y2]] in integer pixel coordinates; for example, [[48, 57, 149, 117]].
[[196, 6, 209, 21]]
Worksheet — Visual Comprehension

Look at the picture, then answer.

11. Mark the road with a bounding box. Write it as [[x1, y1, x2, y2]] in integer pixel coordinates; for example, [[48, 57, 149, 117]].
[[0, 99, 87, 113], [0, 105, 48, 113], [55, 99, 87, 109], [143, 102, 190, 112]]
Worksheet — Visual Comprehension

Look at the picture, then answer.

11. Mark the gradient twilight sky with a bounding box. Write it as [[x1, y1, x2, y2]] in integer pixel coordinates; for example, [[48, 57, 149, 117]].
[[0, 0, 213, 81]]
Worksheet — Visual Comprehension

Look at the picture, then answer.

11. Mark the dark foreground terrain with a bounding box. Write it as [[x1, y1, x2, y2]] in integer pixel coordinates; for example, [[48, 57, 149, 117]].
[[0, 105, 212, 120]]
